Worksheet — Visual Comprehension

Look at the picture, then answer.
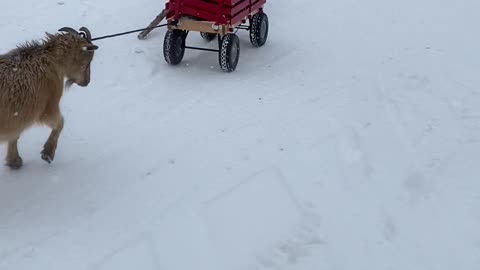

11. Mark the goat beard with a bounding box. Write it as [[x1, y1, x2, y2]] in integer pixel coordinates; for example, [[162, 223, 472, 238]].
[[65, 79, 75, 89]]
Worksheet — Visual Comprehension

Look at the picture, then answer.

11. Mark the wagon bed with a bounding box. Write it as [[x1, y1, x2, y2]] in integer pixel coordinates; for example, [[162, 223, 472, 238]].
[[162, 0, 269, 72], [166, 0, 267, 26]]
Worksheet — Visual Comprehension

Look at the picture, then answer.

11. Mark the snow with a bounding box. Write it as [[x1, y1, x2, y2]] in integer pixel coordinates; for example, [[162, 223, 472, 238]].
[[1, 0, 480, 269]]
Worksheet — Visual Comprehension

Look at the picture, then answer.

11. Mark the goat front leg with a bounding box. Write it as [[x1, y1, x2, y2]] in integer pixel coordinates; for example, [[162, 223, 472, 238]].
[[6, 137, 23, 169], [41, 115, 64, 164]]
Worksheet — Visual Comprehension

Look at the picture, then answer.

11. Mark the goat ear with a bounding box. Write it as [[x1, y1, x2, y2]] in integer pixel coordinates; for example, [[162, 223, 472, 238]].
[[83, 44, 99, 51]]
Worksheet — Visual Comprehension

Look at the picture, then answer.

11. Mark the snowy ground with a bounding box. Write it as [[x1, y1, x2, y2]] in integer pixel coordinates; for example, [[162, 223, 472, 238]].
[[1, 0, 480, 269]]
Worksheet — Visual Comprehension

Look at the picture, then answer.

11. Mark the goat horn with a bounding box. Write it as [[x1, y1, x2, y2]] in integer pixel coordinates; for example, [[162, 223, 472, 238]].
[[58, 27, 80, 36], [79, 27, 92, 43]]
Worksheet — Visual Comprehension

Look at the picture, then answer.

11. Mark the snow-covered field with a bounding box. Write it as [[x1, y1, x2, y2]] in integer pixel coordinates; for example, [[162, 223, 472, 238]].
[[1, 0, 480, 269]]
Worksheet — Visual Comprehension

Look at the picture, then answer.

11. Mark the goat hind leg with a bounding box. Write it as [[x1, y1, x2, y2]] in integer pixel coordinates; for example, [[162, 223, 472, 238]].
[[6, 137, 23, 169], [41, 115, 64, 164]]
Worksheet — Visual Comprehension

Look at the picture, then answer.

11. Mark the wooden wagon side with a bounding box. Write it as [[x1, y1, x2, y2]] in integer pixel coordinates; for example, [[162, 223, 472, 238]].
[[167, 0, 266, 26]]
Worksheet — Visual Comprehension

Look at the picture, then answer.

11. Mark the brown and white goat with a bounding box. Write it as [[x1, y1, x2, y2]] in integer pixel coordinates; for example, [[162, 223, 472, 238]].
[[0, 27, 98, 169]]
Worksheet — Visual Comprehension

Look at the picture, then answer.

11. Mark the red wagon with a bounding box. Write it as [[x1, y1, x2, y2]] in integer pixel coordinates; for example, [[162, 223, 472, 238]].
[[163, 0, 269, 72]]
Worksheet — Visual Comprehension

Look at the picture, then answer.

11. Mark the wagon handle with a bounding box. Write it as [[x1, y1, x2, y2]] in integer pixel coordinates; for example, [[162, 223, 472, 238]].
[[137, 9, 167, 40]]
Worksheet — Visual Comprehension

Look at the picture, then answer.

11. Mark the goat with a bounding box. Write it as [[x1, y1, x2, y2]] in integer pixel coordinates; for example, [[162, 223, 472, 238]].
[[0, 27, 99, 169]]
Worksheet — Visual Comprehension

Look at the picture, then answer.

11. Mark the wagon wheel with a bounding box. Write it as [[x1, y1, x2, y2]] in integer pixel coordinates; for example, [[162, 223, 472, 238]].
[[200, 32, 217, 42], [250, 12, 269, 47], [219, 33, 240, 72], [163, 30, 188, 65]]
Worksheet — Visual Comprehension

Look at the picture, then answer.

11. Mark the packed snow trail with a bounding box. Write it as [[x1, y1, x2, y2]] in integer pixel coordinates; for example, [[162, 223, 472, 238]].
[[1, 0, 480, 270]]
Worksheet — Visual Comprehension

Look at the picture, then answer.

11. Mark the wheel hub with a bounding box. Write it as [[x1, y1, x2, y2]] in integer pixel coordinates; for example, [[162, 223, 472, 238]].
[[230, 42, 239, 60], [175, 37, 183, 58], [260, 19, 267, 38]]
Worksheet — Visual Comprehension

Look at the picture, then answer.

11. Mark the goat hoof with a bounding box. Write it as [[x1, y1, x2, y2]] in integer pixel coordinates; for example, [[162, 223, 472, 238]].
[[6, 157, 23, 170], [41, 149, 54, 164]]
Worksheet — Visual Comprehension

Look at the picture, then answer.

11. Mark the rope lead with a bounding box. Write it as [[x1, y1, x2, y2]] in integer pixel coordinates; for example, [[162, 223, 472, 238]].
[[92, 24, 168, 41]]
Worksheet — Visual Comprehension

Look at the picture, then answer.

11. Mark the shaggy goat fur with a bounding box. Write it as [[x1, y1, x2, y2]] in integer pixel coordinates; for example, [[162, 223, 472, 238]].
[[0, 30, 97, 169]]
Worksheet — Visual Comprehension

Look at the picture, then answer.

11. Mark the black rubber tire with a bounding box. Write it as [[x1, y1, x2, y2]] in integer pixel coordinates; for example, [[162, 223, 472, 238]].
[[250, 12, 269, 47], [219, 33, 240, 72], [200, 32, 217, 42], [163, 30, 187, 65]]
